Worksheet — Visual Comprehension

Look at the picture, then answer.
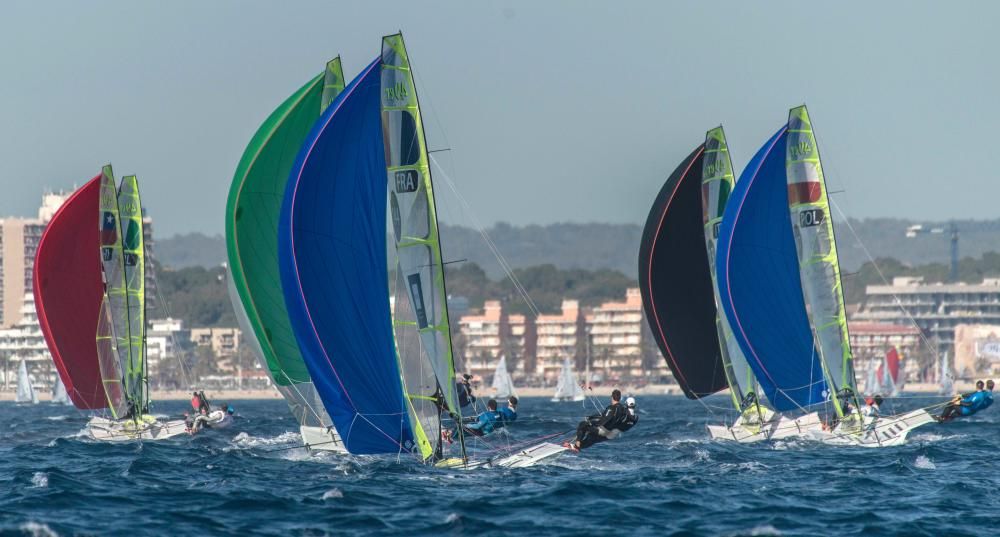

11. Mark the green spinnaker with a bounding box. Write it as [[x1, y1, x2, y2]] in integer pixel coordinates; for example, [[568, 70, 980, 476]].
[[225, 57, 344, 429], [785, 105, 859, 421], [382, 32, 465, 462], [117, 175, 147, 414]]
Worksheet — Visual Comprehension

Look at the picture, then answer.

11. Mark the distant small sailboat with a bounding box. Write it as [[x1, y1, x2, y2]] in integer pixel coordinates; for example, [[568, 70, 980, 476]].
[[938, 351, 954, 395], [51, 374, 71, 405], [16, 360, 38, 404], [551, 358, 584, 402], [491, 355, 517, 399]]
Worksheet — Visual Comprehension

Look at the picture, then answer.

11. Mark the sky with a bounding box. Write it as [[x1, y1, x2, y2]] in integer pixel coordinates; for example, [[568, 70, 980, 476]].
[[1, 1, 997, 237]]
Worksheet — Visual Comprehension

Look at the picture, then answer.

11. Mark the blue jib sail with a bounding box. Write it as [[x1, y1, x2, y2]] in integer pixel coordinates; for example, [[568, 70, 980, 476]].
[[715, 126, 827, 411], [279, 57, 415, 454]]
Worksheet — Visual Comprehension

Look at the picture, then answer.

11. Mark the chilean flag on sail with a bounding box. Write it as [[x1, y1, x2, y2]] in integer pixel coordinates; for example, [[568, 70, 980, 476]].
[[100, 212, 117, 245]]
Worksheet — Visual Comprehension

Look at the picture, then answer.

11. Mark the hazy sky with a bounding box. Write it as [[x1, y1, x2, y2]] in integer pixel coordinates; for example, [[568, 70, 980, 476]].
[[1, 1, 997, 236]]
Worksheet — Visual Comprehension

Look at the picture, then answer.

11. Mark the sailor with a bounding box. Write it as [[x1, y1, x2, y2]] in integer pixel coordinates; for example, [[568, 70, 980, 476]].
[[938, 380, 986, 422], [443, 399, 500, 442], [191, 391, 210, 414], [618, 397, 639, 433], [456, 374, 476, 410], [497, 396, 517, 427], [984, 380, 995, 411], [862, 395, 883, 418], [564, 389, 628, 452]]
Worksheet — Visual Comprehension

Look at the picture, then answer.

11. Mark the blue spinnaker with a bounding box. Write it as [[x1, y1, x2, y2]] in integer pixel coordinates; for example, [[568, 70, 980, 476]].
[[279, 57, 415, 454], [715, 126, 827, 412]]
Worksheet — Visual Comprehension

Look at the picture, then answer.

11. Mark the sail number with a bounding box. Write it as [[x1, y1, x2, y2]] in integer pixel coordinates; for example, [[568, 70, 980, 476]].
[[384, 81, 409, 103], [799, 208, 824, 227]]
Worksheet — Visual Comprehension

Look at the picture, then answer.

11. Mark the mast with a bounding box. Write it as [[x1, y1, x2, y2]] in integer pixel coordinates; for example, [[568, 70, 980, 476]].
[[785, 105, 860, 419]]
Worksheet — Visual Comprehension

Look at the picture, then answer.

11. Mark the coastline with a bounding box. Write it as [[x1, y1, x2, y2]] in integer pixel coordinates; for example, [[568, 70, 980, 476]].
[[0, 382, 975, 402]]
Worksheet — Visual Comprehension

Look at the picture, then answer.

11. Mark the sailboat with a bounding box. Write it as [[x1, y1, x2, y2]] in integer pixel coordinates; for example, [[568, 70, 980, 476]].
[[938, 351, 954, 395], [226, 57, 348, 453], [51, 374, 71, 405], [278, 33, 564, 468], [716, 106, 933, 447], [15, 360, 38, 404], [491, 355, 517, 399], [551, 358, 584, 402], [638, 126, 820, 442], [34, 166, 186, 440]]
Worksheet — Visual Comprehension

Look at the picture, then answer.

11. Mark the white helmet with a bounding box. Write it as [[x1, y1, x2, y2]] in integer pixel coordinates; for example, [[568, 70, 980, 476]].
[[626, 397, 636, 408]]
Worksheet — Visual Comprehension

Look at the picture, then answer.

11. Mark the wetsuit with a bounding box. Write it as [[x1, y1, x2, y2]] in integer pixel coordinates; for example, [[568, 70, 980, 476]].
[[618, 409, 638, 433], [456, 381, 475, 410], [574, 403, 627, 450], [982, 391, 994, 411], [460, 410, 499, 437], [497, 406, 516, 428], [940, 391, 986, 421]]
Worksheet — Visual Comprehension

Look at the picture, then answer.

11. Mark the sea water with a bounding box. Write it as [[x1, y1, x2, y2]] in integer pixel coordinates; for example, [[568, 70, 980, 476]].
[[1, 395, 996, 536]]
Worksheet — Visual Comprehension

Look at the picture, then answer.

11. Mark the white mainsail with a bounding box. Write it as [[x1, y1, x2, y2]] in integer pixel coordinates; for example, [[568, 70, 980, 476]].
[[939, 351, 954, 395], [16, 360, 38, 404], [491, 355, 516, 399], [552, 358, 584, 402]]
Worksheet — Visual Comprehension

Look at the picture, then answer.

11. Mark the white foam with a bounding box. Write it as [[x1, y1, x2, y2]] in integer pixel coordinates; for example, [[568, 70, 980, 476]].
[[44, 415, 69, 421], [914, 455, 936, 470], [321, 488, 343, 500], [693, 449, 711, 462], [19, 522, 59, 537], [444, 513, 460, 524], [31, 472, 48, 488], [230, 431, 301, 449]]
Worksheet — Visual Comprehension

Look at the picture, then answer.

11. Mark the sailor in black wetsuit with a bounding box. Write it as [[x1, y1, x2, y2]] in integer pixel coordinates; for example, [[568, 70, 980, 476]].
[[565, 389, 628, 451], [456, 374, 476, 411]]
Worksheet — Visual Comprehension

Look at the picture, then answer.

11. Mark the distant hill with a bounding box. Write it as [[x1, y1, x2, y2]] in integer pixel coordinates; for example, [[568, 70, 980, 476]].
[[152, 218, 1000, 276], [153, 233, 227, 269]]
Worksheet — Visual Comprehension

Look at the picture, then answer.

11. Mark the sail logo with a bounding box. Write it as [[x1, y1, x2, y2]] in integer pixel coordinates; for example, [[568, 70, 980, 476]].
[[384, 81, 409, 104], [705, 160, 726, 177], [394, 170, 419, 193], [120, 201, 138, 216], [789, 140, 813, 160], [799, 208, 824, 227], [407, 274, 429, 329]]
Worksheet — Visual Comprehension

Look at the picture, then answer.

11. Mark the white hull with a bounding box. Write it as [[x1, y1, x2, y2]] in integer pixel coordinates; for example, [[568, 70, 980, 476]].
[[300, 425, 348, 453], [440, 442, 569, 470], [707, 412, 823, 443], [810, 409, 936, 447], [88, 416, 189, 442]]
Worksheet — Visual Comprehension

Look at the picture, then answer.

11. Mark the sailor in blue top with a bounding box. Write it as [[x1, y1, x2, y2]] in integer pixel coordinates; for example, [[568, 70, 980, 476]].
[[938, 380, 991, 422], [496, 396, 517, 428], [444, 399, 500, 443]]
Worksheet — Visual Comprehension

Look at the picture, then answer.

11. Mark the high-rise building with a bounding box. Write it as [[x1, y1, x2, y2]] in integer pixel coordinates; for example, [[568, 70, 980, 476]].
[[534, 300, 584, 382], [0, 188, 158, 329], [456, 300, 531, 383], [587, 288, 663, 381]]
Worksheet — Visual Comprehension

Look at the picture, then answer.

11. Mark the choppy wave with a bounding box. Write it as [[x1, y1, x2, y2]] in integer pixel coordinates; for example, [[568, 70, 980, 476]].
[[0, 396, 997, 535]]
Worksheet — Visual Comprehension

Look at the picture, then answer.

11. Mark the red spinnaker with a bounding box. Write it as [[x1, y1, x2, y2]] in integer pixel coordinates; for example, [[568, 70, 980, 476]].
[[33, 175, 107, 409]]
